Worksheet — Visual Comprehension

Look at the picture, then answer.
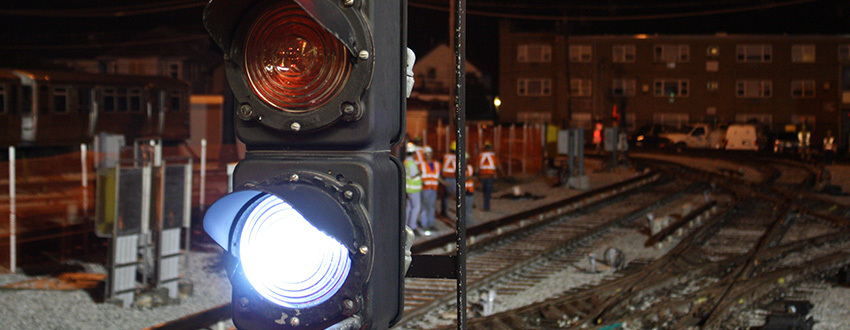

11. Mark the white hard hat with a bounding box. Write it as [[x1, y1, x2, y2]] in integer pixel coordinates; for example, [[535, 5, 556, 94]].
[[406, 142, 416, 153], [424, 146, 433, 154]]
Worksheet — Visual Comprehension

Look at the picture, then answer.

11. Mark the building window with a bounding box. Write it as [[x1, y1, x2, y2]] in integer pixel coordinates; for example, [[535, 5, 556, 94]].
[[736, 80, 772, 98], [569, 45, 592, 63], [791, 45, 816, 63], [653, 79, 689, 97], [570, 78, 593, 97], [707, 45, 720, 57], [653, 113, 689, 129], [517, 78, 551, 97], [791, 80, 816, 98], [53, 86, 69, 114], [653, 44, 689, 62], [840, 45, 850, 61], [166, 62, 181, 79], [611, 79, 636, 97], [706, 81, 719, 92], [612, 45, 635, 63], [735, 114, 773, 129], [517, 44, 552, 63], [736, 44, 772, 62]]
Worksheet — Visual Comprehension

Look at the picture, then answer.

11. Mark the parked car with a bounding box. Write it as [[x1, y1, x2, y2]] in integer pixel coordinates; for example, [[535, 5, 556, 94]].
[[772, 132, 799, 153], [660, 123, 726, 150], [725, 124, 760, 151], [629, 124, 674, 149]]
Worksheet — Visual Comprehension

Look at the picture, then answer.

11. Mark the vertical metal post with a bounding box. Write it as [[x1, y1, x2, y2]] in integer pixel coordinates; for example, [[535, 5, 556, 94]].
[[199, 139, 207, 212], [81, 144, 88, 218], [508, 124, 514, 176], [522, 124, 528, 174], [8, 146, 15, 273], [452, 0, 467, 327], [577, 127, 585, 175], [423, 129, 428, 147]]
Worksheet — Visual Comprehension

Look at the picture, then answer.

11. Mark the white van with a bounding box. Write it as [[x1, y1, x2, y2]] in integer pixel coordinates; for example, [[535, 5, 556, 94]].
[[725, 124, 759, 150]]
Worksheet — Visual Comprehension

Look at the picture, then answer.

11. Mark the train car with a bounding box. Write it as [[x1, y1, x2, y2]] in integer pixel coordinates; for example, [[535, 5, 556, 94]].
[[0, 68, 190, 148]]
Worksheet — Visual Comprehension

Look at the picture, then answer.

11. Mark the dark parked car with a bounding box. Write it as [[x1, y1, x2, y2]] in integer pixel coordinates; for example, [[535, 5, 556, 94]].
[[629, 124, 674, 149], [771, 132, 799, 153]]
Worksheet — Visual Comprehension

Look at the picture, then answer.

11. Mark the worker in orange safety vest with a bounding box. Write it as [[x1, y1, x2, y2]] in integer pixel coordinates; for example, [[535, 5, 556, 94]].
[[477, 142, 499, 211]]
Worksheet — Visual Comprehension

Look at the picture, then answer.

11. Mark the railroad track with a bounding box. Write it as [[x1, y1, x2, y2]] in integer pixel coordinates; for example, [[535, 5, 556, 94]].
[[447, 154, 850, 329]]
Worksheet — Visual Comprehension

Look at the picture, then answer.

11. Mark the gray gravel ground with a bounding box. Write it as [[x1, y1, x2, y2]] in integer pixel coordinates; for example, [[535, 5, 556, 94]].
[[0, 249, 231, 329]]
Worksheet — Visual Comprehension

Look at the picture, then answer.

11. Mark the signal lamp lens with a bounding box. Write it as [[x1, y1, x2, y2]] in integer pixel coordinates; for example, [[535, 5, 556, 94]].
[[244, 2, 351, 112], [239, 193, 351, 309]]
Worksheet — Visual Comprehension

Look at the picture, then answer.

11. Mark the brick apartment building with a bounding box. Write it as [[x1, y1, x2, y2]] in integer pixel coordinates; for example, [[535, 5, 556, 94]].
[[498, 20, 850, 150]]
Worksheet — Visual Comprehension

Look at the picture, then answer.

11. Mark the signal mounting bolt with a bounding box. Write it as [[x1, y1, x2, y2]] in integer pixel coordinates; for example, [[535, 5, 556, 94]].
[[237, 104, 253, 120], [290, 122, 301, 131], [358, 50, 370, 61], [359, 245, 369, 255], [342, 0, 355, 7]]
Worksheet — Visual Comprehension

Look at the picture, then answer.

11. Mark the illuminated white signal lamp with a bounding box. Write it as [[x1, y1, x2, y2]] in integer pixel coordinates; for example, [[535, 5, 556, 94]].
[[204, 190, 351, 309]]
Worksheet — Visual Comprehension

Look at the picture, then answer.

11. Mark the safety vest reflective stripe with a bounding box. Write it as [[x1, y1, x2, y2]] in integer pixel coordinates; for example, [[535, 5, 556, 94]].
[[464, 165, 474, 193], [421, 161, 441, 190], [414, 147, 425, 164], [442, 154, 456, 175], [824, 137, 835, 151], [405, 159, 422, 193], [479, 152, 496, 174]]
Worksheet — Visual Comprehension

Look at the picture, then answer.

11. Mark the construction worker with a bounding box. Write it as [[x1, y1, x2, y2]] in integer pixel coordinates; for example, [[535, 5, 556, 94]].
[[404, 142, 423, 235], [440, 141, 457, 217], [823, 130, 836, 165], [798, 124, 811, 162], [419, 146, 440, 235], [412, 136, 425, 165], [477, 142, 499, 211], [464, 154, 475, 225]]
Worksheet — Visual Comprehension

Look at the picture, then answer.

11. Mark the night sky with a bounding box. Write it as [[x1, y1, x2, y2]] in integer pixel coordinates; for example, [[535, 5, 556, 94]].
[[0, 0, 848, 88]]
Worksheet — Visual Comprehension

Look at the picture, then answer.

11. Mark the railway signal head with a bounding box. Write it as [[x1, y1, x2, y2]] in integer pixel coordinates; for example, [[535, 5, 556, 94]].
[[204, 0, 405, 150], [202, 0, 407, 329]]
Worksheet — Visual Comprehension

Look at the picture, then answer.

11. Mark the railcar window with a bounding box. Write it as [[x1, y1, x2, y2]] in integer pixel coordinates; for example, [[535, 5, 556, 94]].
[[77, 88, 91, 114], [169, 90, 182, 111], [39, 85, 50, 115], [129, 88, 142, 112], [0, 84, 5, 114], [53, 86, 69, 114], [116, 88, 128, 112], [103, 88, 116, 112]]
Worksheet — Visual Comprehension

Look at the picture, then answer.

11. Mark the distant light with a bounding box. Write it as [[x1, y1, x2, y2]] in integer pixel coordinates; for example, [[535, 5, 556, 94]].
[[239, 193, 351, 309], [635, 34, 648, 39], [493, 96, 501, 107]]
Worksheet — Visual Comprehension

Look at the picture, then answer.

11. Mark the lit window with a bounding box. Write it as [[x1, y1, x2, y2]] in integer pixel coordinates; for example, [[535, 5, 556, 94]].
[[517, 44, 552, 63], [736, 80, 772, 98], [791, 45, 816, 63], [653, 44, 689, 62], [569, 45, 593, 62], [736, 44, 772, 63], [653, 79, 689, 97], [517, 78, 552, 97], [612, 45, 635, 63], [706, 81, 719, 92], [791, 80, 815, 98]]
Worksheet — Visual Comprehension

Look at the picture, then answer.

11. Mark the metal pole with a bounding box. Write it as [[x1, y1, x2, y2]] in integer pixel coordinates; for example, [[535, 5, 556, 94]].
[[453, 0, 467, 327], [508, 124, 514, 176], [199, 139, 207, 213], [81, 143, 88, 218], [522, 124, 528, 174], [8, 146, 15, 273]]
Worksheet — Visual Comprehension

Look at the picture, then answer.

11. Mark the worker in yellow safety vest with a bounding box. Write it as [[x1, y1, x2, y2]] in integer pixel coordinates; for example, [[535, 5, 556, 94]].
[[404, 142, 422, 234], [418, 146, 440, 235], [477, 142, 499, 211], [440, 141, 457, 217]]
